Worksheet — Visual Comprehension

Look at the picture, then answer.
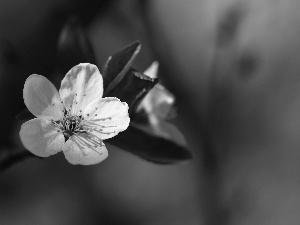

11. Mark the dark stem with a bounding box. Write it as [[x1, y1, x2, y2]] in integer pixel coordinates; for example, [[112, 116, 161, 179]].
[[0, 150, 40, 172]]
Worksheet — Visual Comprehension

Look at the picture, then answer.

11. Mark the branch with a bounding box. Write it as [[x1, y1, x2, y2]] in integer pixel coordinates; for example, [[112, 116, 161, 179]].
[[0, 150, 40, 172]]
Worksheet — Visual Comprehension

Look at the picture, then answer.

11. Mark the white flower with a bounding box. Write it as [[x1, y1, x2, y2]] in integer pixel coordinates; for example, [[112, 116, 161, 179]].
[[19, 63, 130, 165], [137, 62, 186, 146]]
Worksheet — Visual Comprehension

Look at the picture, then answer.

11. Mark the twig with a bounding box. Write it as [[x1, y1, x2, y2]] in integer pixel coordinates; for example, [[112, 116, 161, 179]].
[[0, 150, 40, 172]]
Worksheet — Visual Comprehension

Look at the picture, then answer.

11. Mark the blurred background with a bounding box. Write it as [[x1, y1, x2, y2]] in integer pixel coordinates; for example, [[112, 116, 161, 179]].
[[1, 0, 300, 224]]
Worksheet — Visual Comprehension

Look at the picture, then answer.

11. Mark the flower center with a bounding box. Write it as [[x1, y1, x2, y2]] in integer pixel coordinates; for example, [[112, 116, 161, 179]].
[[61, 114, 84, 139], [64, 116, 79, 131], [52, 93, 102, 141]]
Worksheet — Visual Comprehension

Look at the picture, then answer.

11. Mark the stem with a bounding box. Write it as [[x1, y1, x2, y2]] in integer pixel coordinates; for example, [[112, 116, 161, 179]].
[[0, 150, 40, 172]]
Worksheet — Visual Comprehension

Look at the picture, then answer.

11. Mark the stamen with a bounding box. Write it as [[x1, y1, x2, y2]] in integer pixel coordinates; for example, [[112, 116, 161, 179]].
[[71, 136, 88, 156], [87, 127, 116, 136], [89, 117, 112, 122]]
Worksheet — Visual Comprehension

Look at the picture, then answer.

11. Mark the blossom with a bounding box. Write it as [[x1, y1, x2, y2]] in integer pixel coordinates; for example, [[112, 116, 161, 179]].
[[136, 62, 186, 146], [19, 63, 130, 165]]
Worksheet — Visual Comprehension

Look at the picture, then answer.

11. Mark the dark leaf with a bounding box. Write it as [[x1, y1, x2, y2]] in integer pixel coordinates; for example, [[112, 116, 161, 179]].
[[130, 108, 149, 125], [105, 68, 158, 115], [103, 41, 141, 94], [106, 124, 192, 164], [57, 17, 96, 75], [16, 109, 35, 121]]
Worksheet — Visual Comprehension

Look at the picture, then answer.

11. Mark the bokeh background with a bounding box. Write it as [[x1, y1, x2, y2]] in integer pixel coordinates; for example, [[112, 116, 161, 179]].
[[1, 0, 300, 224]]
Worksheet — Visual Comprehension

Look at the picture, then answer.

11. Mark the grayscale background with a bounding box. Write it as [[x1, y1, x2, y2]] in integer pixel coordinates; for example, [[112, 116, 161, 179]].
[[1, 0, 300, 225]]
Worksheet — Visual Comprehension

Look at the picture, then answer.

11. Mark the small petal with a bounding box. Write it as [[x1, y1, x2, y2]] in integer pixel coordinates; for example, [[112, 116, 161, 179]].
[[59, 63, 103, 113], [19, 118, 65, 157], [62, 133, 108, 165], [82, 97, 130, 140], [144, 61, 159, 79], [23, 75, 64, 120], [139, 62, 175, 119], [138, 83, 175, 120]]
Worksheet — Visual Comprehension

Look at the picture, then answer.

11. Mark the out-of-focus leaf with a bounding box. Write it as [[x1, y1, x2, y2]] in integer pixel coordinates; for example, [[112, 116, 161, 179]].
[[16, 109, 34, 121], [106, 124, 192, 164], [57, 17, 96, 74], [105, 68, 158, 115], [130, 108, 149, 125], [103, 41, 141, 94]]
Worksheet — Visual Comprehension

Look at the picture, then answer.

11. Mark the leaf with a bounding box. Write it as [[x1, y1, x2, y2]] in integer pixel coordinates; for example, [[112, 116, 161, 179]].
[[57, 17, 96, 75], [105, 68, 159, 115], [106, 124, 192, 164], [16, 109, 35, 121], [103, 41, 141, 94]]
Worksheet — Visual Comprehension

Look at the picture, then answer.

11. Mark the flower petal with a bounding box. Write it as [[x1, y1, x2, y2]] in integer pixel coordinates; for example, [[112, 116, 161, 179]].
[[59, 63, 103, 114], [23, 75, 64, 120], [138, 83, 175, 120], [138, 61, 175, 120], [62, 133, 108, 165], [144, 61, 159, 79], [82, 97, 130, 140], [19, 118, 65, 157]]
